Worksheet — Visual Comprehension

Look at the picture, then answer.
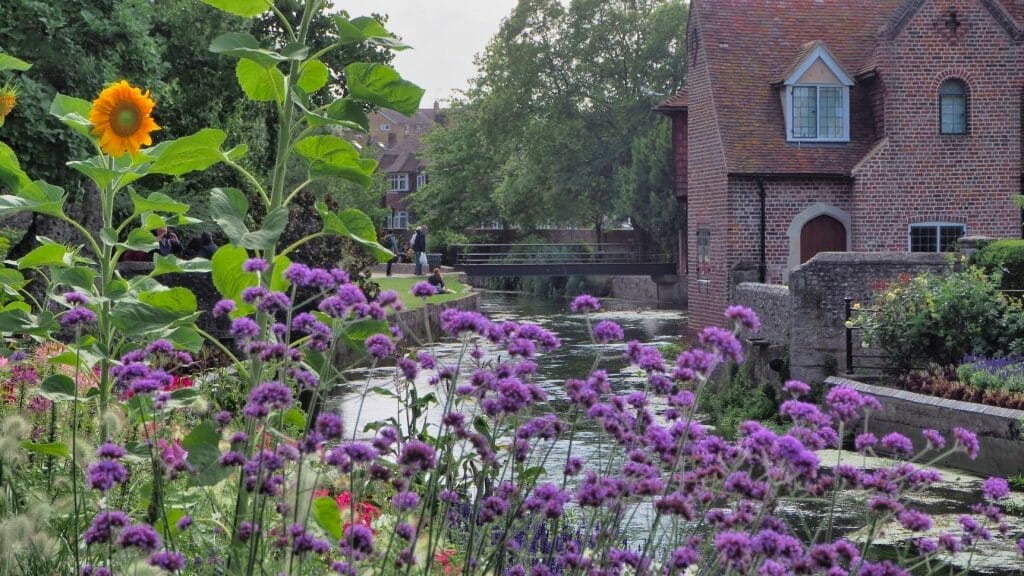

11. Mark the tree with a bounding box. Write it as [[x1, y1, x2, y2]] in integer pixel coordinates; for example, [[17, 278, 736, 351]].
[[417, 0, 687, 244], [615, 117, 679, 256]]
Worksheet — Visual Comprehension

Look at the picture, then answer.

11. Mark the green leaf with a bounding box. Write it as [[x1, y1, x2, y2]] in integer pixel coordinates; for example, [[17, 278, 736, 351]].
[[0, 180, 67, 219], [183, 421, 232, 487], [0, 268, 27, 292], [0, 308, 59, 336], [18, 244, 71, 269], [119, 228, 158, 253], [236, 59, 285, 102], [39, 374, 78, 402], [210, 244, 256, 314], [147, 129, 233, 176], [66, 157, 119, 190], [141, 287, 197, 316], [345, 63, 424, 117], [151, 255, 213, 276], [297, 60, 330, 93], [209, 32, 286, 68], [294, 136, 376, 186], [0, 142, 31, 192], [316, 203, 393, 262], [111, 290, 200, 338], [280, 43, 310, 60], [52, 266, 97, 291], [334, 16, 411, 51], [282, 407, 305, 430], [0, 54, 31, 72], [208, 187, 287, 250], [49, 94, 94, 139], [340, 318, 390, 356], [130, 190, 190, 216], [164, 325, 205, 353], [199, 0, 269, 17], [312, 496, 343, 541], [21, 441, 70, 459]]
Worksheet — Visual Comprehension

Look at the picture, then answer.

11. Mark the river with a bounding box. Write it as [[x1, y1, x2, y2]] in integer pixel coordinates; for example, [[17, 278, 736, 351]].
[[331, 290, 1024, 575]]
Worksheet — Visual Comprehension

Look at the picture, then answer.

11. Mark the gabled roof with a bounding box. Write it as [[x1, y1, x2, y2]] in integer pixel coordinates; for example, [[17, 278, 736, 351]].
[[692, 0, 903, 175], [883, 0, 1022, 39], [378, 137, 424, 174], [778, 41, 854, 86]]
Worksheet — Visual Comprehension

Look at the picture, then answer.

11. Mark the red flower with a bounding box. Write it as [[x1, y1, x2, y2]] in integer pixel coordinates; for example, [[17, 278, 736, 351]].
[[162, 375, 193, 392]]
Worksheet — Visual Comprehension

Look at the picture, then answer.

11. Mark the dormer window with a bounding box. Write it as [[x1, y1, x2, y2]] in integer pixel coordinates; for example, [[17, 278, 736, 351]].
[[782, 42, 853, 143]]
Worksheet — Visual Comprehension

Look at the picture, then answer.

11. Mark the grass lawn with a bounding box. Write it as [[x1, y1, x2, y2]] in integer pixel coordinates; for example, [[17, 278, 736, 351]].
[[374, 275, 472, 310]]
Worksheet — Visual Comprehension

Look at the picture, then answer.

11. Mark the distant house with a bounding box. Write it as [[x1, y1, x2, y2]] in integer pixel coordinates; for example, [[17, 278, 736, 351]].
[[660, 0, 1023, 331], [357, 103, 447, 231]]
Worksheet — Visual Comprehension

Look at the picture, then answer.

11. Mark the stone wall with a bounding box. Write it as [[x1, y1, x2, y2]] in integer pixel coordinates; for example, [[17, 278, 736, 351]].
[[606, 275, 685, 306], [788, 252, 947, 384], [827, 377, 1024, 478], [733, 282, 791, 388]]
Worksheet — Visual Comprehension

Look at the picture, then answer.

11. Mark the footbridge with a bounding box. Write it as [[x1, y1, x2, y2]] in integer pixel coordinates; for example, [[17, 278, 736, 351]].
[[451, 243, 677, 277]]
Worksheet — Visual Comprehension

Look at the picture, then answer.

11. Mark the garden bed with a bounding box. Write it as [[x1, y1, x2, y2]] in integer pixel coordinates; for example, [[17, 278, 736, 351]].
[[825, 376, 1024, 477]]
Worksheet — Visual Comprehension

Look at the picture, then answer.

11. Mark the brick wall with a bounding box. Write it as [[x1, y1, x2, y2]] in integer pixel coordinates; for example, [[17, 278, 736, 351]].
[[853, 1, 1021, 251], [685, 5, 732, 332]]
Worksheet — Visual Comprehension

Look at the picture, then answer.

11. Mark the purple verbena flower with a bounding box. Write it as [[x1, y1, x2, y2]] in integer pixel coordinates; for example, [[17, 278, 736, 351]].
[[783, 380, 810, 397], [148, 550, 186, 571], [922, 429, 945, 449], [64, 291, 90, 306], [411, 281, 437, 297], [699, 326, 742, 363], [212, 299, 236, 317], [97, 442, 126, 459], [242, 381, 293, 419], [391, 491, 420, 510], [953, 427, 980, 459], [982, 477, 1010, 501], [880, 432, 914, 457], [242, 258, 269, 273], [570, 294, 600, 313], [315, 413, 344, 441], [83, 510, 130, 544], [725, 305, 761, 332], [87, 459, 128, 492], [229, 317, 260, 340], [593, 320, 624, 343], [365, 334, 394, 359], [117, 523, 162, 552], [176, 516, 192, 531], [61, 307, 97, 328]]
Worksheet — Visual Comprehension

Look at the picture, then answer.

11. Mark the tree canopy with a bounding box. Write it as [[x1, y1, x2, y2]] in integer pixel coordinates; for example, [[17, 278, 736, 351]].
[[415, 0, 687, 247]]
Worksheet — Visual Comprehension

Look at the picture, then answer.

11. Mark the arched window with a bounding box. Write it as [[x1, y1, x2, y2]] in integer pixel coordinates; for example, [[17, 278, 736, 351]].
[[939, 79, 968, 134]]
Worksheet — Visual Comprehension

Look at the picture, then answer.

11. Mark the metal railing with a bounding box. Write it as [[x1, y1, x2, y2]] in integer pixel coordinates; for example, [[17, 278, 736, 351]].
[[452, 243, 673, 266]]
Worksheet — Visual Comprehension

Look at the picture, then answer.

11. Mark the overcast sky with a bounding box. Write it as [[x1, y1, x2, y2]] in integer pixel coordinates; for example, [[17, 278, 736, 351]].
[[340, 0, 518, 107]]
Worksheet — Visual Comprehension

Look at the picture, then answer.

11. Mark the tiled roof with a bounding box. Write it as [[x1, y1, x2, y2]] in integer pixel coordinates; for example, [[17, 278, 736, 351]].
[[378, 137, 424, 174], [654, 88, 688, 111], [693, 0, 903, 175]]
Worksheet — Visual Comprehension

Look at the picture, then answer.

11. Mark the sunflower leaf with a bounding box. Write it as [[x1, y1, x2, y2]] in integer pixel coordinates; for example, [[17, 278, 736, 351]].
[[0, 54, 31, 72], [146, 129, 232, 177], [289, 94, 366, 132], [344, 63, 424, 116], [210, 33, 286, 69], [199, 0, 270, 18], [296, 60, 329, 93], [315, 202, 393, 262], [0, 180, 67, 219], [333, 16, 411, 51], [294, 136, 376, 186], [18, 244, 72, 270], [129, 190, 190, 217], [236, 60, 285, 103], [0, 142, 32, 192], [49, 94, 94, 140]]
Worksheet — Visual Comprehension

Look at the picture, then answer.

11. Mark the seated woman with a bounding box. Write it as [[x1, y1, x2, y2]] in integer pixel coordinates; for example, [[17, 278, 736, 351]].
[[427, 268, 455, 294]]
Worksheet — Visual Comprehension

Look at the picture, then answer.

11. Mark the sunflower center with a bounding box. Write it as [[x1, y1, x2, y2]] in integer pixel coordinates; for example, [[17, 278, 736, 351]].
[[111, 102, 142, 137]]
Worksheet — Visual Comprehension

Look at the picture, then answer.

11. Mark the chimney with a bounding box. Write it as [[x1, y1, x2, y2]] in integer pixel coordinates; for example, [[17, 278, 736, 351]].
[[433, 100, 439, 116]]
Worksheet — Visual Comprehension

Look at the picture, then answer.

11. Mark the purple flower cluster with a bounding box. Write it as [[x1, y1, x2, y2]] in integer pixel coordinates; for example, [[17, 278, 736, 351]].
[[87, 443, 128, 492], [242, 380, 293, 419]]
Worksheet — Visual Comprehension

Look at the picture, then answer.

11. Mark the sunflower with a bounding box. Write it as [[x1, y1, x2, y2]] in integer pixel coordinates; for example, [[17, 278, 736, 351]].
[[0, 84, 17, 126], [88, 80, 160, 157]]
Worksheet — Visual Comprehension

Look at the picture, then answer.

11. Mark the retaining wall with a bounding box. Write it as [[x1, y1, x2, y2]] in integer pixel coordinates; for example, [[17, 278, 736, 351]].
[[788, 252, 946, 383], [826, 376, 1024, 477]]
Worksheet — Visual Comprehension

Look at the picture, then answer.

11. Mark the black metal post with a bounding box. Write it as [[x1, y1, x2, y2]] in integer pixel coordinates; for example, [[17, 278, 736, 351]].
[[844, 297, 853, 374]]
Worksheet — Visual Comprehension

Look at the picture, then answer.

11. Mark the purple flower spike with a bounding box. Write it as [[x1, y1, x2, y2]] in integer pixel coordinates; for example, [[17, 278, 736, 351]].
[[242, 258, 269, 273], [242, 381, 293, 419], [982, 477, 1010, 501], [953, 427, 980, 460], [570, 294, 600, 313], [61, 307, 97, 328], [880, 432, 914, 457], [411, 281, 437, 297], [117, 523, 163, 552], [593, 320, 624, 343], [64, 291, 90, 306], [212, 299, 236, 317], [783, 380, 810, 397], [148, 550, 186, 571], [365, 334, 395, 359], [922, 429, 945, 449]]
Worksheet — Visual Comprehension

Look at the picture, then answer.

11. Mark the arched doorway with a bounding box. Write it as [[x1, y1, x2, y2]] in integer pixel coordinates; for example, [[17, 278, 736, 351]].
[[799, 214, 847, 263]]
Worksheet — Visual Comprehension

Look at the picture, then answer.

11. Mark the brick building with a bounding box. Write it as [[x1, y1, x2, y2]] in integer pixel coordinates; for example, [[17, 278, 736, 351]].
[[659, 0, 1024, 331], [355, 104, 447, 231]]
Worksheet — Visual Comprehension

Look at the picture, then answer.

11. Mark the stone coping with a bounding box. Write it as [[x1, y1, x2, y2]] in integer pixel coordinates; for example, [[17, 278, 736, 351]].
[[827, 376, 1024, 421]]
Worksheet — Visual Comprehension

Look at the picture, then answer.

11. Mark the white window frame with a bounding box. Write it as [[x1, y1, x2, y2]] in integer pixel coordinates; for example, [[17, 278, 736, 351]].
[[416, 172, 427, 188], [782, 43, 853, 143], [387, 211, 409, 230], [908, 222, 965, 253], [380, 124, 391, 132], [388, 173, 409, 192]]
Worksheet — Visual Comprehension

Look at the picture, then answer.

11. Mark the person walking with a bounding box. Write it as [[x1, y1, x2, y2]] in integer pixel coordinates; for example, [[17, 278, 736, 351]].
[[411, 225, 427, 275], [383, 231, 398, 276]]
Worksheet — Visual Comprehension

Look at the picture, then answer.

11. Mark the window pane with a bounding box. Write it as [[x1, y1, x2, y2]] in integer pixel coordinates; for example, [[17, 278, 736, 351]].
[[909, 226, 937, 252], [792, 87, 817, 138], [939, 225, 964, 252], [819, 87, 843, 138], [941, 95, 966, 134]]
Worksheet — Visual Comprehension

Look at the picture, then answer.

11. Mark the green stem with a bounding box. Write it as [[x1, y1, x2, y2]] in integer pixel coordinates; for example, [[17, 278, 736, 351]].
[[278, 231, 325, 259], [226, 159, 270, 207]]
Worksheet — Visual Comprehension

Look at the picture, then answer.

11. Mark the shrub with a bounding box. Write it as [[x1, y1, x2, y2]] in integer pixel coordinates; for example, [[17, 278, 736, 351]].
[[894, 364, 1024, 410], [861, 267, 1015, 369], [974, 239, 1024, 290], [958, 355, 1024, 392], [701, 363, 779, 438]]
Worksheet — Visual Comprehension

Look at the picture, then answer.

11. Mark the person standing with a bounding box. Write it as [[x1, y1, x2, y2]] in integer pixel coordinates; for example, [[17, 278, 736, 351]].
[[383, 231, 398, 276], [411, 225, 427, 275]]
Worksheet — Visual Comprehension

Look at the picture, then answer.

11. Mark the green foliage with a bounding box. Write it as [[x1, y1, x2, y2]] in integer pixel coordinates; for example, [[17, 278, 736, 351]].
[[416, 0, 688, 239], [973, 239, 1024, 290], [614, 117, 680, 256], [701, 364, 779, 438], [861, 267, 1022, 370]]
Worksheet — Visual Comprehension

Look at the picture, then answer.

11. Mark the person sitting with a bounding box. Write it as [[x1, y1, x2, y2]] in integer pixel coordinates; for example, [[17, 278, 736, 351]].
[[427, 268, 454, 294], [154, 227, 182, 257]]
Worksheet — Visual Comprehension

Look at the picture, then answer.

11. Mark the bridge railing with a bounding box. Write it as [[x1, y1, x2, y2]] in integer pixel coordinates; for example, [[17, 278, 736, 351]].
[[452, 243, 673, 266]]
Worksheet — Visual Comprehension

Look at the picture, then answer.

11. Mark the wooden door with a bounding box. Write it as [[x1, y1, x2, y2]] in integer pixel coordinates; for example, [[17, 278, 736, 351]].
[[800, 215, 846, 264]]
